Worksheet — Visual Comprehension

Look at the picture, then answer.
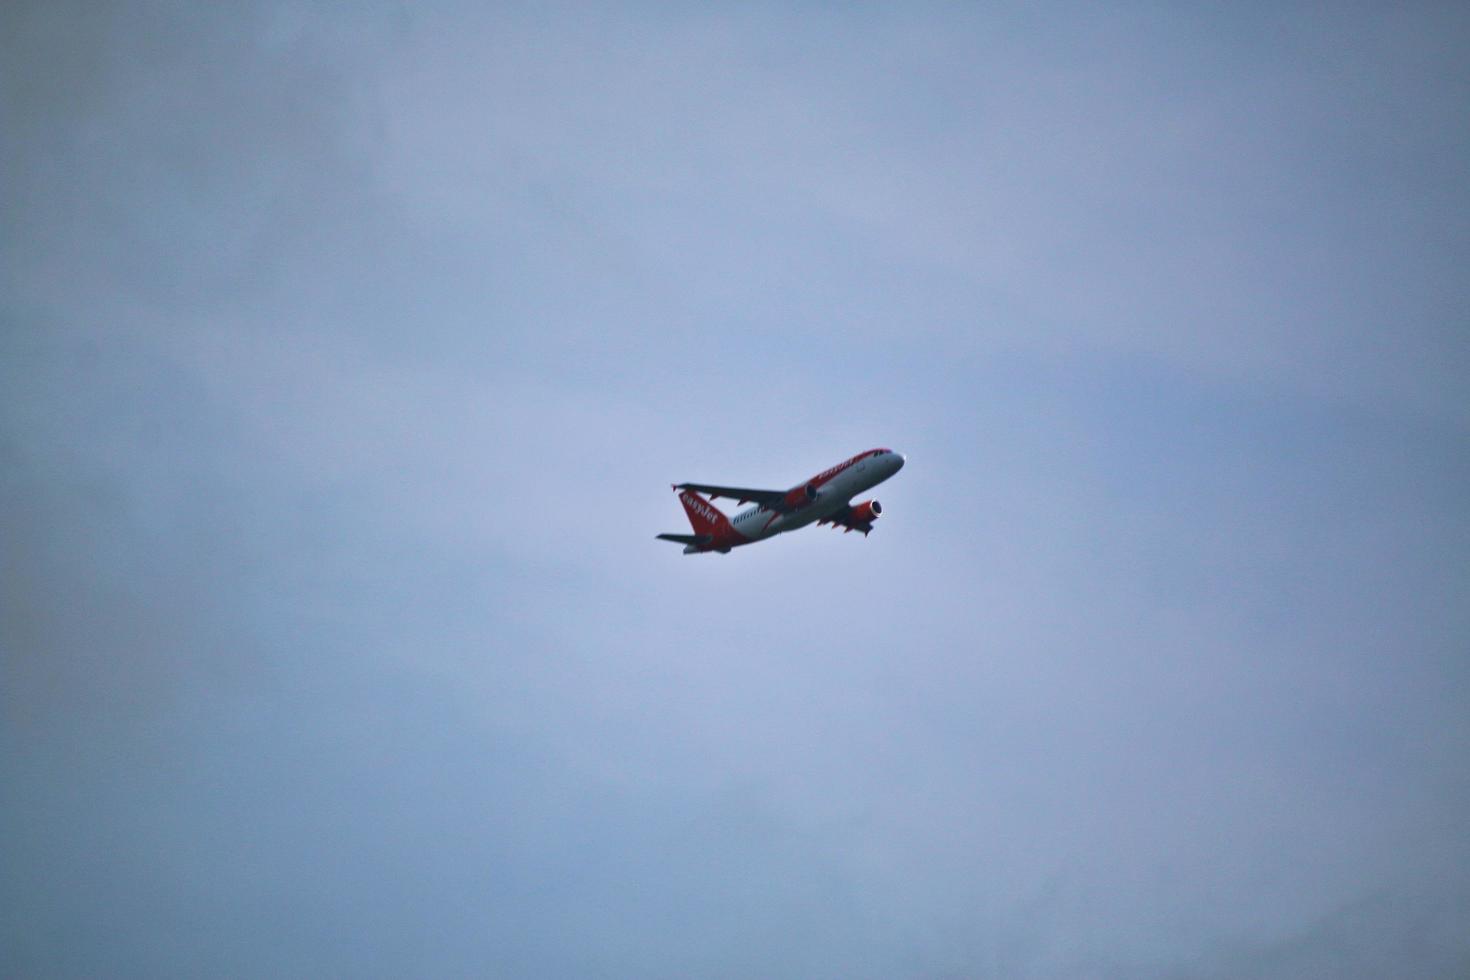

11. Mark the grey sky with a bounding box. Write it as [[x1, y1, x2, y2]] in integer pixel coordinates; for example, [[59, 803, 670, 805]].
[[3, 2, 1468, 977]]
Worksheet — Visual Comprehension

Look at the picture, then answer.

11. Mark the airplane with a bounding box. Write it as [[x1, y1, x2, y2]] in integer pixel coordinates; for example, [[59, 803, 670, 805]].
[[657, 448, 906, 554]]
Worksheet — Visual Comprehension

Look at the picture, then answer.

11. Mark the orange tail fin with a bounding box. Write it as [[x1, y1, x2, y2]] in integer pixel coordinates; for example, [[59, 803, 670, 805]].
[[676, 488, 734, 536]]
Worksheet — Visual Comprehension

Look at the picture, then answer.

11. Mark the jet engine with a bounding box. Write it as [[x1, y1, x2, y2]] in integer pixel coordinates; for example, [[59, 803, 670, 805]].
[[850, 500, 882, 524], [782, 481, 820, 509]]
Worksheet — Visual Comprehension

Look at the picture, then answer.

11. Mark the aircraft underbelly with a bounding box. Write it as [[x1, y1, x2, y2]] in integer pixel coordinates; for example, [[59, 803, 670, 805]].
[[777, 469, 874, 532]]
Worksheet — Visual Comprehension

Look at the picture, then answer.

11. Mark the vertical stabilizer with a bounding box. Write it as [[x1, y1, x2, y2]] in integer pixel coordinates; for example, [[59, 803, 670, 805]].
[[676, 488, 734, 537]]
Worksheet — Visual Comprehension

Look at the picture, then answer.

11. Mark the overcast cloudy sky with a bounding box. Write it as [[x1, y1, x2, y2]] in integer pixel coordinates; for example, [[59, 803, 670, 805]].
[[3, 3, 1468, 977]]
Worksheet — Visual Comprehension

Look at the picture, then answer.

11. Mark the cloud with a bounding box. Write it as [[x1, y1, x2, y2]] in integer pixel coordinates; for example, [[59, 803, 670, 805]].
[[4, 3, 1468, 977]]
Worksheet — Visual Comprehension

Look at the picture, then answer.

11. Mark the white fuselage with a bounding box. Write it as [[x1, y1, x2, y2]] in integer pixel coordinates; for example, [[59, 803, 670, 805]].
[[730, 450, 905, 543]]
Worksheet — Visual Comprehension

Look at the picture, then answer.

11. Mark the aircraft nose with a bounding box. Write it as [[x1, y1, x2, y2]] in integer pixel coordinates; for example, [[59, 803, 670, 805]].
[[894, 452, 906, 471]]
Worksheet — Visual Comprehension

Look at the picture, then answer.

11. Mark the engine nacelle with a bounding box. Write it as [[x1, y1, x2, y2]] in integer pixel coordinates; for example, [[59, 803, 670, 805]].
[[850, 499, 882, 524], [782, 481, 820, 510]]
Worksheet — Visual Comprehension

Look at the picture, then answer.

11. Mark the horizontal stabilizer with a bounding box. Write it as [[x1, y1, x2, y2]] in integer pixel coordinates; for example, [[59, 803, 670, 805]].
[[656, 533, 712, 546]]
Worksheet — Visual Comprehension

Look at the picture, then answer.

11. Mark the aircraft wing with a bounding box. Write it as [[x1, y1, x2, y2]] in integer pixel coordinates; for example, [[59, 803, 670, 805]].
[[818, 505, 876, 536], [673, 483, 786, 507]]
